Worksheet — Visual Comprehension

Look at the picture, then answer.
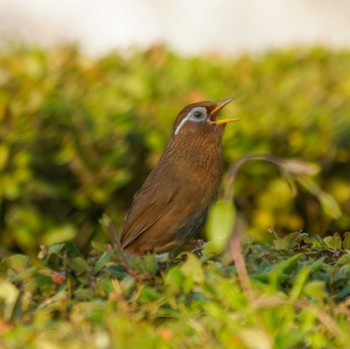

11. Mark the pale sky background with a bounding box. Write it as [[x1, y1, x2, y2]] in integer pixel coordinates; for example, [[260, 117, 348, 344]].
[[1, 0, 350, 56]]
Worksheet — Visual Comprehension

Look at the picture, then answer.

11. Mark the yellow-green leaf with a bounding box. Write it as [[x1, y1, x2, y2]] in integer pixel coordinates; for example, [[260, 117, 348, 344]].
[[206, 199, 236, 251]]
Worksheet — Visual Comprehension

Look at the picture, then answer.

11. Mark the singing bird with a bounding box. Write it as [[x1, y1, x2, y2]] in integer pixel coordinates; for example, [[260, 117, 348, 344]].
[[121, 99, 238, 254]]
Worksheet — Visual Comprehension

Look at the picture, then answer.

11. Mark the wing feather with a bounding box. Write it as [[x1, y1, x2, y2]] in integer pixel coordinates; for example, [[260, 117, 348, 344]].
[[121, 182, 177, 248]]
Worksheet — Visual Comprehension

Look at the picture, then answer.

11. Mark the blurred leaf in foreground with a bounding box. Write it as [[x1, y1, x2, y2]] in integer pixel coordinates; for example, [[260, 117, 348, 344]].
[[206, 199, 236, 251]]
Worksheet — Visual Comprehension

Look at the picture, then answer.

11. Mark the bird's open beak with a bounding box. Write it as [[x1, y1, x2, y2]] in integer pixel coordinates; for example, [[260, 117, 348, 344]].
[[210, 98, 240, 125]]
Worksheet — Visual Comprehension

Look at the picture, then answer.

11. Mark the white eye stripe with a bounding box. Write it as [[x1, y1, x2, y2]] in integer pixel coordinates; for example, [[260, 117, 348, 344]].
[[174, 115, 189, 135], [174, 107, 207, 136]]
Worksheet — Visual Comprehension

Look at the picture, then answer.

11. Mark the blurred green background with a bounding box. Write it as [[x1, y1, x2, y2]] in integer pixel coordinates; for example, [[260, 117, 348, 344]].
[[0, 45, 349, 257]]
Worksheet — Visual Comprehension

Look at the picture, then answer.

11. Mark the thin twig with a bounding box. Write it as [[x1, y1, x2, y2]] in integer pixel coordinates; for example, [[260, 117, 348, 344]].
[[230, 230, 254, 302], [225, 154, 288, 301], [224, 153, 287, 201]]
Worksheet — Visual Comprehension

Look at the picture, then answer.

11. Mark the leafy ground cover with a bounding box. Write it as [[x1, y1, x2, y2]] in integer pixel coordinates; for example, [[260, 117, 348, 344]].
[[0, 231, 349, 349]]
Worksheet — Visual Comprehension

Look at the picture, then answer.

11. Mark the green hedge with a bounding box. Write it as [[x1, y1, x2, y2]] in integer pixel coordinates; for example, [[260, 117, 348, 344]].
[[0, 45, 349, 256]]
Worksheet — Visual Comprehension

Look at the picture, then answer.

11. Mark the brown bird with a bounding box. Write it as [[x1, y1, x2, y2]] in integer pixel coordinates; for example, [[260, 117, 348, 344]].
[[121, 98, 239, 254]]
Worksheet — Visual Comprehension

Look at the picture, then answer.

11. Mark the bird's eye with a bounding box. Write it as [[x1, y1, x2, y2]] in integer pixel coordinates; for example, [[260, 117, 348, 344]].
[[193, 110, 203, 119], [188, 107, 207, 122]]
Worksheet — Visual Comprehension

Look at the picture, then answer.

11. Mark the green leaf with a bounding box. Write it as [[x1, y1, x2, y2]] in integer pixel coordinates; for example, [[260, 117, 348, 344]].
[[180, 254, 204, 283], [43, 225, 77, 245], [141, 254, 158, 275], [6, 254, 30, 273], [138, 287, 163, 304], [180, 253, 204, 293], [306, 235, 327, 249], [318, 193, 342, 219], [335, 254, 350, 266], [273, 231, 305, 251], [323, 233, 342, 250], [343, 232, 350, 250], [67, 257, 88, 275], [65, 242, 83, 257], [303, 280, 327, 300], [0, 279, 20, 321], [336, 265, 350, 281], [201, 241, 222, 257], [290, 266, 310, 301], [164, 267, 184, 295], [310, 258, 325, 273], [94, 252, 112, 273], [273, 237, 291, 250], [206, 199, 236, 251], [267, 254, 301, 288], [47, 243, 65, 255], [277, 253, 302, 274]]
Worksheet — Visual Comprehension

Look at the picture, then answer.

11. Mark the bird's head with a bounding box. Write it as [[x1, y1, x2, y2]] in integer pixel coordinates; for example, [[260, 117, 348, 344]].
[[172, 98, 239, 137]]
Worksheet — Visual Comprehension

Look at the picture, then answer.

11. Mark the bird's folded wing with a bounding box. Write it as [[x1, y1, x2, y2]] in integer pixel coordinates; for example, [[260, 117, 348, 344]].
[[120, 183, 177, 248]]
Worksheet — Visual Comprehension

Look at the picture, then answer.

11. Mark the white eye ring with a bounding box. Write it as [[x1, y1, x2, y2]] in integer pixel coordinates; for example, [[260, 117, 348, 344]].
[[188, 107, 207, 122], [174, 107, 208, 135]]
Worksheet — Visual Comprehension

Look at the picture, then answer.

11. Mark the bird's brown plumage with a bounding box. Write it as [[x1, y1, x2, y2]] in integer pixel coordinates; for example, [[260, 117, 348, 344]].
[[120, 99, 237, 254]]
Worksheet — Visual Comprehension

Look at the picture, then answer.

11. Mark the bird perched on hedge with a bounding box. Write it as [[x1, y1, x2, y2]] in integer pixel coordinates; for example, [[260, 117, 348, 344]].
[[120, 98, 239, 254]]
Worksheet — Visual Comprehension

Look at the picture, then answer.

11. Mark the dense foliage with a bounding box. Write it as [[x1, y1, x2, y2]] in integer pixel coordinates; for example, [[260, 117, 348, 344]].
[[0, 45, 350, 257], [0, 232, 349, 348], [0, 45, 350, 348]]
